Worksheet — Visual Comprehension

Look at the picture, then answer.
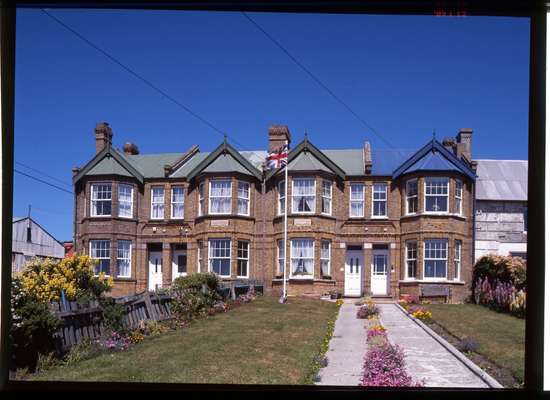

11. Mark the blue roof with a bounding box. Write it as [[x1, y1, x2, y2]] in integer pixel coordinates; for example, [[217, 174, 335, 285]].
[[371, 149, 415, 176], [401, 151, 461, 175]]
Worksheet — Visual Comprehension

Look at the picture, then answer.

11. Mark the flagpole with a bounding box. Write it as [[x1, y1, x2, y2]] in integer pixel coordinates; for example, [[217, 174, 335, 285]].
[[283, 140, 289, 300]]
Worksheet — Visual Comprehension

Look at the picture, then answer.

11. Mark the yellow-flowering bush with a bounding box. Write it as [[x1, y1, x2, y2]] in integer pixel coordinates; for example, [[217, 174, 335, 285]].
[[335, 299, 344, 307], [20, 255, 113, 303], [509, 290, 526, 318]]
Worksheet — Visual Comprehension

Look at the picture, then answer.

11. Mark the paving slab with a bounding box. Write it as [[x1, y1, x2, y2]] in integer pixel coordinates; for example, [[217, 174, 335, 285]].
[[377, 303, 489, 388]]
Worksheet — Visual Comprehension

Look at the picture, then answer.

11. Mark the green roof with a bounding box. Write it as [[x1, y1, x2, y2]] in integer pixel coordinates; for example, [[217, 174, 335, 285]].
[[119, 151, 182, 178], [87, 156, 134, 177], [203, 154, 254, 175], [288, 151, 332, 173]]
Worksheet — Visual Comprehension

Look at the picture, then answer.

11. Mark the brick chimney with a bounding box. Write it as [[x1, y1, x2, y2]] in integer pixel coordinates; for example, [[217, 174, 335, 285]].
[[363, 141, 372, 174], [268, 124, 291, 153], [455, 128, 473, 161], [95, 122, 113, 153], [442, 137, 457, 154], [123, 142, 139, 155]]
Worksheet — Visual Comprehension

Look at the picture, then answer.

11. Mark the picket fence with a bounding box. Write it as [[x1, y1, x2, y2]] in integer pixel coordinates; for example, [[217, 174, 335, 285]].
[[50, 280, 263, 351]]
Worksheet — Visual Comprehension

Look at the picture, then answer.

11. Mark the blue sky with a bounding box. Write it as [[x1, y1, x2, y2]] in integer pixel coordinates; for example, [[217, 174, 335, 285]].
[[13, 9, 530, 241]]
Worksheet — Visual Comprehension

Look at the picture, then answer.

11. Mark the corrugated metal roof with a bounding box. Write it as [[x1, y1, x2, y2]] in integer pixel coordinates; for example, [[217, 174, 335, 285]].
[[475, 159, 528, 201]]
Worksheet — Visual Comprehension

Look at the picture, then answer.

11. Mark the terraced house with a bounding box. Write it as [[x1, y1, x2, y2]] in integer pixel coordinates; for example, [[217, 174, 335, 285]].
[[73, 122, 477, 302]]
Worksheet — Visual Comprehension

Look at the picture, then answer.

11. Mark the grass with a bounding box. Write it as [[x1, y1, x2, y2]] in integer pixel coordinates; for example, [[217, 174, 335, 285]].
[[423, 303, 525, 384], [25, 296, 338, 385]]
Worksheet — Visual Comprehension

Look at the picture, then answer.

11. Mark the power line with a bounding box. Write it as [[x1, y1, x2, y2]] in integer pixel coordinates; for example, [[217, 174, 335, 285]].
[[40, 8, 266, 165], [15, 169, 73, 195], [15, 161, 72, 188], [241, 12, 394, 149]]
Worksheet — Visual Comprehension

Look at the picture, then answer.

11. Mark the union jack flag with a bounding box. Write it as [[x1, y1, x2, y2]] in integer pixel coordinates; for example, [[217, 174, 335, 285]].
[[266, 144, 288, 170]]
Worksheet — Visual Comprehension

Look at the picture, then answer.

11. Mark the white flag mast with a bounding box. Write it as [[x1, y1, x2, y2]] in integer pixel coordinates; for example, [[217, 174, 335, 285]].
[[282, 140, 289, 301]]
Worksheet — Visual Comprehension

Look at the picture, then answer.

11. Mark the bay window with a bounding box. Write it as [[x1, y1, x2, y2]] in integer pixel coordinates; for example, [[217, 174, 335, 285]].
[[118, 184, 133, 218], [423, 239, 448, 279], [171, 186, 185, 219], [278, 181, 286, 215], [320, 240, 331, 277], [350, 183, 364, 217], [117, 240, 131, 278], [90, 240, 110, 275], [372, 183, 388, 217], [277, 239, 284, 275], [405, 241, 417, 280], [237, 181, 250, 216], [425, 177, 449, 213], [406, 180, 418, 214], [292, 178, 315, 213], [454, 240, 461, 280], [209, 180, 232, 214], [237, 241, 249, 278], [91, 183, 112, 217], [151, 186, 165, 219], [455, 179, 463, 215], [291, 238, 314, 277], [322, 180, 332, 215], [208, 239, 231, 277]]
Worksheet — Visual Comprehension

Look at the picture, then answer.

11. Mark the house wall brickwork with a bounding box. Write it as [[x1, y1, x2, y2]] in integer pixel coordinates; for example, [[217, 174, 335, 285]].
[[74, 126, 476, 303]]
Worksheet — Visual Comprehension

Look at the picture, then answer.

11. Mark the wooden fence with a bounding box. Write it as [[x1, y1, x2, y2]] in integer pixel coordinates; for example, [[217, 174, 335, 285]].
[[50, 280, 263, 351]]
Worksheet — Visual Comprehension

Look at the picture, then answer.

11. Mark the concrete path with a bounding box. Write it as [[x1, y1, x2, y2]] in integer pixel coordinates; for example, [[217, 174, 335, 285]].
[[378, 303, 489, 388], [317, 299, 368, 386]]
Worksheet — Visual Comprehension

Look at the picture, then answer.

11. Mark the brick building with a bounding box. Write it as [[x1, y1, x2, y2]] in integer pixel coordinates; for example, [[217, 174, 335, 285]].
[[73, 122, 477, 302]]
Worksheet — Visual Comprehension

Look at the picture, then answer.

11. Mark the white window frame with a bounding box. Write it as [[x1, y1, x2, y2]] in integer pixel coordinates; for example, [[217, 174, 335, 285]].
[[321, 180, 332, 216], [198, 182, 205, 216], [208, 239, 231, 278], [171, 186, 185, 219], [454, 179, 463, 216], [278, 181, 286, 216], [117, 184, 133, 218], [90, 183, 112, 217], [291, 177, 316, 214], [454, 240, 461, 281], [237, 181, 250, 216], [209, 179, 232, 215], [424, 177, 449, 214], [349, 183, 365, 218], [237, 240, 250, 278], [423, 239, 448, 280], [404, 241, 417, 280], [320, 240, 331, 277], [150, 186, 165, 220], [372, 182, 388, 218], [405, 179, 418, 215], [89, 239, 110, 276], [116, 240, 132, 278], [277, 239, 284, 275], [290, 238, 314, 278]]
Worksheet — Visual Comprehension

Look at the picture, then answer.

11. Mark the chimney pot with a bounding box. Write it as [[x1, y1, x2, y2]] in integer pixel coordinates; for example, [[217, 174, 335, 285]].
[[123, 142, 139, 155], [363, 141, 372, 174], [455, 128, 473, 162]]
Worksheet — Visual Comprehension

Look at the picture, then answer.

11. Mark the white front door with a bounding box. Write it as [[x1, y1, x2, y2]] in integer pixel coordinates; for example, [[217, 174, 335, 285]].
[[344, 250, 363, 297], [172, 250, 187, 281], [148, 251, 163, 291], [371, 250, 389, 295]]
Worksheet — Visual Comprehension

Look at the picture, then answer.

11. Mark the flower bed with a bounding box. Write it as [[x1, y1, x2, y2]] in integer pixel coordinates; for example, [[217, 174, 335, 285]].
[[473, 277, 526, 318], [360, 317, 424, 387], [356, 299, 379, 319]]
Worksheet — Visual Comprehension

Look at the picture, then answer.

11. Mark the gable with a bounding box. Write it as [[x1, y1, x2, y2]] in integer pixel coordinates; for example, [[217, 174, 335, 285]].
[[87, 156, 134, 177], [203, 153, 254, 175], [287, 151, 332, 173], [73, 146, 144, 184]]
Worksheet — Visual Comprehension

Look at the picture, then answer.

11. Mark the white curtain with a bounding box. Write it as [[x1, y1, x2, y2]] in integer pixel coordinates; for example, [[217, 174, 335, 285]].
[[291, 239, 313, 275]]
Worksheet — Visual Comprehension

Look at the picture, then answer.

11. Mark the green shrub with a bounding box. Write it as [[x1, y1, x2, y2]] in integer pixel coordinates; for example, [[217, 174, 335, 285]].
[[99, 298, 127, 333], [64, 338, 101, 365], [473, 255, 526, 293], [172, 272, 219, 292], [171, 290, 219, 322], [10, 276, 62, 371], [36, 351, 60, 373]]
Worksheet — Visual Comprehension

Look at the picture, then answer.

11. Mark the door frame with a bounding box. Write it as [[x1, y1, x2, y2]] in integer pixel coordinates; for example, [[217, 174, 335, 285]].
[[172, 248, 187, 281], [371, 248, 390, 296], [148, 250, 163, 291]]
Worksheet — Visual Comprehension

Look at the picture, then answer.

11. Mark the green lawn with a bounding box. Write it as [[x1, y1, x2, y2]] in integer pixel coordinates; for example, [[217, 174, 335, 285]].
[[27, 296, 337, 384], [424, 304, 525, 383]]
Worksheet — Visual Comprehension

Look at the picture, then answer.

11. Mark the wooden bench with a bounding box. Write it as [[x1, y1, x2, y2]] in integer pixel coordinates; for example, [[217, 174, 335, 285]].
[[420, 284, 451, 303]]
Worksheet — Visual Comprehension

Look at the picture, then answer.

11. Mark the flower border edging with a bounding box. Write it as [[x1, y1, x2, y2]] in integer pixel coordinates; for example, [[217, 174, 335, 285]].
[[394, 303, 503, 389]]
